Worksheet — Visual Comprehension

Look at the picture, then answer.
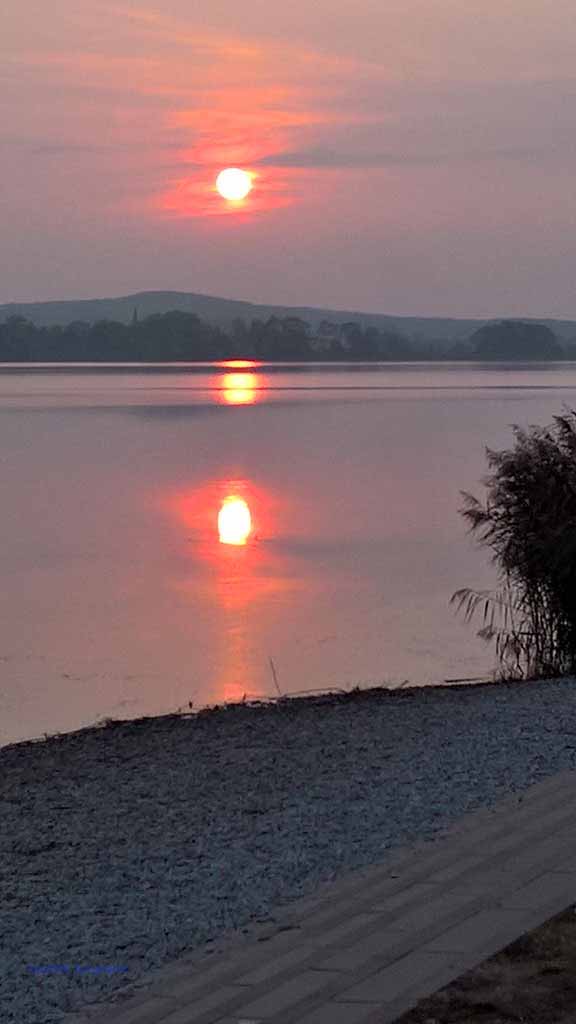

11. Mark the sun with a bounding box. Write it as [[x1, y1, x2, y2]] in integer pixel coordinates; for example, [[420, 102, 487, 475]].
[[216, 168, 253, 202]]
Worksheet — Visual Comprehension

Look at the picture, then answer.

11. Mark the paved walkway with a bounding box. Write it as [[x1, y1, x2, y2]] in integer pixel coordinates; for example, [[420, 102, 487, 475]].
[[74, 769, 576, 1024]]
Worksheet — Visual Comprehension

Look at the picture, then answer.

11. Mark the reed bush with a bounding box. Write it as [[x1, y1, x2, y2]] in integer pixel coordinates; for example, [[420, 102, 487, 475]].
[[452, 408, 576, 679]]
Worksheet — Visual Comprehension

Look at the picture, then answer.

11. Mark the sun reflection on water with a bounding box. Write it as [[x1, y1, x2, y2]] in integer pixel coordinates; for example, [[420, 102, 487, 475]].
[[218, 496, 252, 545], [166, 477, 299, 705], [221, 372, 259, 405], [215, 362, 262, 405]]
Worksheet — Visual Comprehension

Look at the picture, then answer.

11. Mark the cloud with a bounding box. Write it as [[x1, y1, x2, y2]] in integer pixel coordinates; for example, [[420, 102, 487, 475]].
[[254, 145, 568, 169], [0, 136, 186, 156], [6, 1, 576, 229]]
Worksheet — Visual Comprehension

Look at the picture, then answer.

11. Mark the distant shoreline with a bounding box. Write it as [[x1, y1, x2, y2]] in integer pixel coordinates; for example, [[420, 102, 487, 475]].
[[2, 357, 576, 369]]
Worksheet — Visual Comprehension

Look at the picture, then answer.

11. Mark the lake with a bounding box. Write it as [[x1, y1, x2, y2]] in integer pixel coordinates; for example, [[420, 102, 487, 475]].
[[3, 360, 576, 747]]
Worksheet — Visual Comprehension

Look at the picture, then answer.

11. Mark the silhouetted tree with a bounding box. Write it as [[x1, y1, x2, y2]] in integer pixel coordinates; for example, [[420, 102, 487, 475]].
[[228, 318, 256, 357], [0, 316, 36, 360], [471, 320, 563, 361]]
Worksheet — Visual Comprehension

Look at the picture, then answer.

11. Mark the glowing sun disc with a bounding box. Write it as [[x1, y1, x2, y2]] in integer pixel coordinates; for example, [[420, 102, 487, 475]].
[[216, 168, 253, 201], [218, 497, 252, 545]]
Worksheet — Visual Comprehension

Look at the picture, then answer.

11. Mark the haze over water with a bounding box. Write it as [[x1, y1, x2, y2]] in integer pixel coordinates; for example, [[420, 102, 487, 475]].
[[3, 360, 576, 747]]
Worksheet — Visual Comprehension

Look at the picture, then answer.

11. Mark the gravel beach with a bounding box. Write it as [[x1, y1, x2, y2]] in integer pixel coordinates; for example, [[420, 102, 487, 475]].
[[4, 677, 576, 1024]]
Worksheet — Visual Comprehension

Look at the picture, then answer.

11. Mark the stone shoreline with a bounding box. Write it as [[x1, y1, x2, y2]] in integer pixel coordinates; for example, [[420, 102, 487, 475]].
[[4, 677, 576, 1024]]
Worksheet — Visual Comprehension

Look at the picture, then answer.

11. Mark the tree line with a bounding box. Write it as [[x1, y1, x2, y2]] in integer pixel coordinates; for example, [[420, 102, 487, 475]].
[[0, 311, 570, 362]]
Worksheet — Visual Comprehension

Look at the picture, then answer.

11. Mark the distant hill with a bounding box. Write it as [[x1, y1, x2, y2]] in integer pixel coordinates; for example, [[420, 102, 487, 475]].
[[2, 290, 576, 345]]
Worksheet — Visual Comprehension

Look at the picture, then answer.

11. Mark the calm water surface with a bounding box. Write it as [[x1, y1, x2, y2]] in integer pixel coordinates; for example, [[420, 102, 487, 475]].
[[3, 360, 576, 746]]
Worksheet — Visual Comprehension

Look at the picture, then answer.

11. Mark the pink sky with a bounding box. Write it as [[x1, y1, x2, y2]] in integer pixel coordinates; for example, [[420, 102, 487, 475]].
[[2, 0, 576, 316]]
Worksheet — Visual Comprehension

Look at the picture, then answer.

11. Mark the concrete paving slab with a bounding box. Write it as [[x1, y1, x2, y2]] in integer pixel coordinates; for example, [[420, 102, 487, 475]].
[[224, 970, 341, 1019], [334, 950, 466, 1003], [421, 905, 547, 954]]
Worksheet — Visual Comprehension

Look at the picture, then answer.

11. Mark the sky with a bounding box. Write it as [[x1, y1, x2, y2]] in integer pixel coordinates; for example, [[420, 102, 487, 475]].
[[2, 0, 576, 317]]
